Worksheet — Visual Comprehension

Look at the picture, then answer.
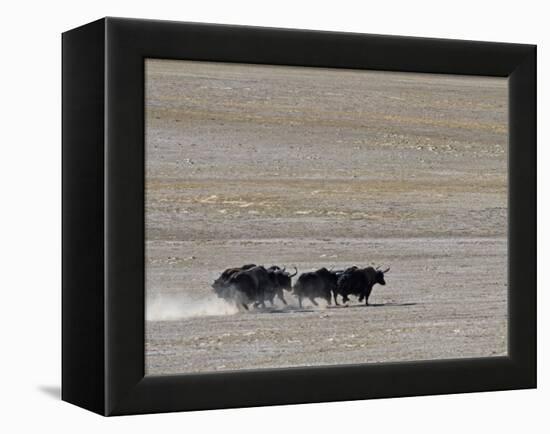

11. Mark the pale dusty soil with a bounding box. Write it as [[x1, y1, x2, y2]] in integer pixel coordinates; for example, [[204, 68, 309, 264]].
[[144, 59, 508, 375]]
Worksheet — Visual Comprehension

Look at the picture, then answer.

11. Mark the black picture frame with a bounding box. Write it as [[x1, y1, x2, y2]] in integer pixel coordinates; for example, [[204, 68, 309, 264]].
[[62, 17, 536, 416]]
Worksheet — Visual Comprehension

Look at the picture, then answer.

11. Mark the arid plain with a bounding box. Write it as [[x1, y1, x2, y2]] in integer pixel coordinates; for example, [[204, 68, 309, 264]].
[[145, 59, 508, 375]]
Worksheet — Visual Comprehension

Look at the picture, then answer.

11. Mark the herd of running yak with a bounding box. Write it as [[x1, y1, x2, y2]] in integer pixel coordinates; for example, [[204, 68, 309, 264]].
[[211, 264, 391, 310]]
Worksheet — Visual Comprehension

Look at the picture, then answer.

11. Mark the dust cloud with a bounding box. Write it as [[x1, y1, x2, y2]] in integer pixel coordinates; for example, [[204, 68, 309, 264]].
[[146, 293, 239, 321]]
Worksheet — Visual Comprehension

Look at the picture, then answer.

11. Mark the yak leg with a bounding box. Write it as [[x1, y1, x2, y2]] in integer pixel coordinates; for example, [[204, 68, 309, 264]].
[[333, 291, 339, 306], [240, 302, 249, 311], [309, 297, 318, 306], [365, 286, 373, 306], [298, 296, 303, 308], [258, 290, 266, 309], [252, 298, 266, 309], [278, 290, 287, 305]]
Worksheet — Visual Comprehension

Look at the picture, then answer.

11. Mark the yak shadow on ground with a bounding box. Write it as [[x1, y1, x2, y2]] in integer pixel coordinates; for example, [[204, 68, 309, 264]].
[[330, 302, 418, 309], [246, 302, 417, 314], [251, 305, 316, 314]]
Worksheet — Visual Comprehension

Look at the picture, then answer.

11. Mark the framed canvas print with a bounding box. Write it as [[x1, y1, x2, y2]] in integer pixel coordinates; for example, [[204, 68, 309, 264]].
[[62, 17, 536, 416]]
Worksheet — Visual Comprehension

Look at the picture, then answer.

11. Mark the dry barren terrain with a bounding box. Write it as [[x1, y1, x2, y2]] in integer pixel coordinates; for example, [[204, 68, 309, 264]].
[[144, 60, 508, 375]]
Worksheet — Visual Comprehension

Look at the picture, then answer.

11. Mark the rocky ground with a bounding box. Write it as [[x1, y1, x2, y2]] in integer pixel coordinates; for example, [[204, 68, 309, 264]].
[[144, 59, 508, 375]]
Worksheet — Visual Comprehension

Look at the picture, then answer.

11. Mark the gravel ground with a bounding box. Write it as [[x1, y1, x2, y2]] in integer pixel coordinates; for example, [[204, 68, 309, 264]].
[[144, 59, 508, 375]]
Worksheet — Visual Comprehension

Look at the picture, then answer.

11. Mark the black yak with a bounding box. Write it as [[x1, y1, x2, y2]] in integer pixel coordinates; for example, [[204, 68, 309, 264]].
[[293, 268, 340, 308], [335, 266, 390, 305], [265, 266, 298, 305]]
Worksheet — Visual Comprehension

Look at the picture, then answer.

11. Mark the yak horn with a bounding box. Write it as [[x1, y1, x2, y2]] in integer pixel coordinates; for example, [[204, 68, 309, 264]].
[[383, 267, 390, 273], [289, 266, 298, 277]]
